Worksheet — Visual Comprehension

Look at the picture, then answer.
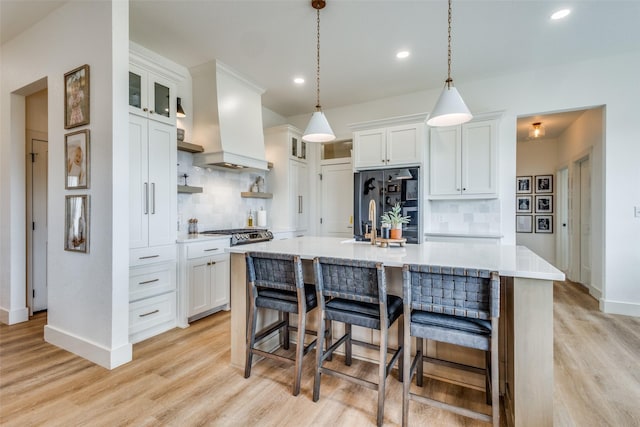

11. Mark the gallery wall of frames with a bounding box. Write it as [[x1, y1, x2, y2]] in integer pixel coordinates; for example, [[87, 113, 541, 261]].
[[515, 174, 554, 234]]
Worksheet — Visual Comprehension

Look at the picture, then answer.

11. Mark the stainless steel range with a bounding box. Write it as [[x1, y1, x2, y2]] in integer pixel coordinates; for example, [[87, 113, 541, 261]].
[[200, 228, 273, 246]]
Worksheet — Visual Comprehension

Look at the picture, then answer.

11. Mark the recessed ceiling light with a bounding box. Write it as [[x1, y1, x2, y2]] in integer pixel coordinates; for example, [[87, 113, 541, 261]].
[[293, 77, 305, 84], [550, 9, 571, 20], [396, 51, 410, 59]]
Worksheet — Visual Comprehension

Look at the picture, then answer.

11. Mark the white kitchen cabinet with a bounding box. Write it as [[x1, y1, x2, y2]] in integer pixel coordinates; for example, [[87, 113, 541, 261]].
[[129, 63, 176, 126], [429, 118, 499, 199], [177, 238, 231, 325], [129, 114, 176, 250], [351, 114, 427, 170], [264, 125, 311, 234], [128, 262, 177, 344]]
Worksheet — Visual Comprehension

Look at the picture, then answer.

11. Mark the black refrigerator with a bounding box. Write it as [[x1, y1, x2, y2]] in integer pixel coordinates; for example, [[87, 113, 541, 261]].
[[353, 167, 421, 244]]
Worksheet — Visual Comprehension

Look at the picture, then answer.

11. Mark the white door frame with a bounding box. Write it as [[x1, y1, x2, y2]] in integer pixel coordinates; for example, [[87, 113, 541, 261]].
[[556, 166, 569, 272]]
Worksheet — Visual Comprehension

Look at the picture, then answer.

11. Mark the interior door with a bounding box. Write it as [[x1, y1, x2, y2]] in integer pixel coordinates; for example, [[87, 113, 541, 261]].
[[29, 138, 48, 312], [579, 157, 591, 285], [321, 162, 354, 237], [556, 167, 569, 272]]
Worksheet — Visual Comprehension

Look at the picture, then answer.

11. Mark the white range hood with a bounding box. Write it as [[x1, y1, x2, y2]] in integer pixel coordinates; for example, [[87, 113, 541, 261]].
[[191, 60, 268, 171]]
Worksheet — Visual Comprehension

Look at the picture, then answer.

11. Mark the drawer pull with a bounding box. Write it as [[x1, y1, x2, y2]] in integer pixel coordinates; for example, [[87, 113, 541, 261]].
[[204, 248, 219, 252], [207, 261, 217, 266], [139, 279, 159, 285], [139, 309, 160, 318], [139, 255, 160, 260]]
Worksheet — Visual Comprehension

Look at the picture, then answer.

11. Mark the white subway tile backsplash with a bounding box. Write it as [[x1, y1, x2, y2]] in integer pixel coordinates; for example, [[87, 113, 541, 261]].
[[177, 151, 270, 232], [428, 199, 501, 234]]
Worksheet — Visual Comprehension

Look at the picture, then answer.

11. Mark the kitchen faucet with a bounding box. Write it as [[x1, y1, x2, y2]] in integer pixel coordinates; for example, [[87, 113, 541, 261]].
[[368, 199, 377, 245]]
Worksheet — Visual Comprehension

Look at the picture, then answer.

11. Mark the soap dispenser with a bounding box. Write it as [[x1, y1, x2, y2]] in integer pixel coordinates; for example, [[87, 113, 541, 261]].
[[247, 210, 254, 227]]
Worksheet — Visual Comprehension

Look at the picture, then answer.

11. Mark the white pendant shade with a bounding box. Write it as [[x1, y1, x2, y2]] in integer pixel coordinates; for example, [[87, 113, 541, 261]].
[[303, 111, 335, 143], [427, 86, 473, 127]]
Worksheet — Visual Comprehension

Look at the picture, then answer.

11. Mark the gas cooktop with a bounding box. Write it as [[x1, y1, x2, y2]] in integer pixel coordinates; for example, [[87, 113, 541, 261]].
[[200, 228, 273, 246]]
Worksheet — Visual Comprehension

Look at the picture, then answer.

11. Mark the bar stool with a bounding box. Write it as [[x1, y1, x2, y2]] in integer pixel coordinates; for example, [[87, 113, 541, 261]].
[[244, 252, 318, 396], [401, 264, 500, 427], [312, 257, 403, 427]]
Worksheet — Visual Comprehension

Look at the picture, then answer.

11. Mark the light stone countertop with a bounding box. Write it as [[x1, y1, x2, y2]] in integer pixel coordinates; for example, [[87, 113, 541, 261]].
[[176, 234, 232, 244], [227, 236, 565, 281]]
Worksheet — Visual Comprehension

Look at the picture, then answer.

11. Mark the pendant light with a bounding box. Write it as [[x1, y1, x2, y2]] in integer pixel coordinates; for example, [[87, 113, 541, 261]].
[[427, 0, 472, 127], [303, 0, 335, 143]]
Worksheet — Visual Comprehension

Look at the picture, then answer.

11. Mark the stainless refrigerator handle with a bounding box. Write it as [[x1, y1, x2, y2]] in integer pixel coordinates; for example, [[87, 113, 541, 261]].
[[144, 182, 149, 214]]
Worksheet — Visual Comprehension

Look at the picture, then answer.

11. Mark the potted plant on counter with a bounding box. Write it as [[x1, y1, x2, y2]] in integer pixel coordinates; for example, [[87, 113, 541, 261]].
[[380, 203, 411, 239]]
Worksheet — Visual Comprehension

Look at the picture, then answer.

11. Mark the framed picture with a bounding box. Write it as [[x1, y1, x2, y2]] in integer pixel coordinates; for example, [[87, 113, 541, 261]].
[[535, 174, 553, 193], [405, 180, 418, 201], [535, 215, 553, 233], [65, 130, 90, 189], [387, 184, 399, 193], [64, 64, 90, 129], [65, 195, 90, 253], [516, 195, 532, 213], [516, 176, 532, 194], [535, 195, 553, 213], [516, 215, 533, 233]]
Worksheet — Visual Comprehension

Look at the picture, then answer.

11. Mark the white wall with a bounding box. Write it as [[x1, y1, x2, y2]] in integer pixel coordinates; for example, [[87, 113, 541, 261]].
[[516, 137, 559, 264], [0, 1, 132, 367], [287, 51, 640, 316]]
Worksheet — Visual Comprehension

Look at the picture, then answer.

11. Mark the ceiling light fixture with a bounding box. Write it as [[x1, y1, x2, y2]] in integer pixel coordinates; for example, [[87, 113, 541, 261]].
[[303, 0, 335, 143], [176, 97, 186, 118], [294, 77, 305, 84], [396, 50, 410, 59], [551, 9, 571, 20], [394, 168, 413, 180], [427, 0, 472, 127], [529, 122, 546, 139]]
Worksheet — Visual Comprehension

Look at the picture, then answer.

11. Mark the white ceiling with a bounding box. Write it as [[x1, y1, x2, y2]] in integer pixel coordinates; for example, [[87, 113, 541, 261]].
[[3, 1, 640, 121]]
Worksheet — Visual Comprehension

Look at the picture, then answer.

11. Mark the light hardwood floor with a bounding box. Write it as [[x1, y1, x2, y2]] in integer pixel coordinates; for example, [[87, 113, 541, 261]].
[[1, 281, 638, 426]]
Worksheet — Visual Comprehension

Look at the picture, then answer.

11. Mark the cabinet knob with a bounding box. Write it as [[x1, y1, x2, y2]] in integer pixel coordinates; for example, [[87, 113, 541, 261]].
[[462, 188, 466, 191], [143, 107, 148, 112], [149, 110, 154, 114]]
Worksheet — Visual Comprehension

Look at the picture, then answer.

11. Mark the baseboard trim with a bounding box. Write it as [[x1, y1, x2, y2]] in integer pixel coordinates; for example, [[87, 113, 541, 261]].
[[599, 299, 640, 317], [44, 324, 132, 369], [0, 306, 29, 325]]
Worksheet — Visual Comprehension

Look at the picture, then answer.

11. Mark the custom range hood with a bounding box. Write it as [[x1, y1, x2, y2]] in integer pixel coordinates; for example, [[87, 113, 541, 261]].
[[191, 60, 268, 171]]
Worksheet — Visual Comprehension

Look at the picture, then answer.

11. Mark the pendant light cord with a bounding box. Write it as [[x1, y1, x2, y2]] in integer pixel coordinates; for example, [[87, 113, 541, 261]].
[[315, 7, 321, 110], [446, 0, 453, 88]]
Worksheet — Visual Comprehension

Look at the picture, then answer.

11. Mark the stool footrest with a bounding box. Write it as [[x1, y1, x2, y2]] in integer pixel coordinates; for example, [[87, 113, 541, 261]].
[[409, 392, 492, 423]]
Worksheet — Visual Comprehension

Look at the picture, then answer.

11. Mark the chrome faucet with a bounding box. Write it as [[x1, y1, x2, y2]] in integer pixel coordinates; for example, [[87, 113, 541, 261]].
[[368, 199, 377, 245]]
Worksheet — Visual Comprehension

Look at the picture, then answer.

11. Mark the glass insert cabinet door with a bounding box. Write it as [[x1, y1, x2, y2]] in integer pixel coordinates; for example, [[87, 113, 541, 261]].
[[128, 64, 175, 125], [290, 135, 306, 160]]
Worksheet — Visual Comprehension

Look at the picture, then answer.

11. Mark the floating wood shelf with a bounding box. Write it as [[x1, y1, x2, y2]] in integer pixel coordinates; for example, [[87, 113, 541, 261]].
[[241, 192, 273, 199], [177, 141, 204, 153], [178, 185, 203, 194]]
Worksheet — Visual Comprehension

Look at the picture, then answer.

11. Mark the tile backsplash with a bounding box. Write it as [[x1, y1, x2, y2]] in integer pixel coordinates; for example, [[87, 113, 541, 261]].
[[428, 199, 501, 234], [177, 151, 270, 232]]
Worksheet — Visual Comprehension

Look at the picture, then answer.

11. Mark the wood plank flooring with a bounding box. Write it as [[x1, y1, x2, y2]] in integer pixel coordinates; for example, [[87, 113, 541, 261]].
[[1, 280, 639, 426]]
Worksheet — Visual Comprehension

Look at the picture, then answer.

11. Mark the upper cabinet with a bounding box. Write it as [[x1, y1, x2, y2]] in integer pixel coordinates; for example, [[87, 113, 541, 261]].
[[350, 113, 428, 170], [289, 132, 307, 162], [429, 115, 500, 199], [129, 64, 176, 126]]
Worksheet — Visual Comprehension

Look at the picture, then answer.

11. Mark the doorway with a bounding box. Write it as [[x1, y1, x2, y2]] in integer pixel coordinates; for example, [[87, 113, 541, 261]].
[[26, 89, 49, 314]]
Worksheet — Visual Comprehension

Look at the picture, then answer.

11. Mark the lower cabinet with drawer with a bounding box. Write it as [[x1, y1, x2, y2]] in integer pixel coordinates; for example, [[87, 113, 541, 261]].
[[177, 237, 231, 326], [129, 247, 177, 344]]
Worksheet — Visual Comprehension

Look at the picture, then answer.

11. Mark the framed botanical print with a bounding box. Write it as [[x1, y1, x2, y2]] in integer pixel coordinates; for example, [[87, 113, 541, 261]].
[[64, 64, 90, 129], [65, 130, 90, 189], [535, 174, 553, 193], [516, 176, 532, 194], [65, 195, 90, 253]]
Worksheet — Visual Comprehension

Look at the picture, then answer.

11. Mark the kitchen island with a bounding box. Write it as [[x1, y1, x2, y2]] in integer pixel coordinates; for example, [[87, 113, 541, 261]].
[[228, 236, 564, 427]]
